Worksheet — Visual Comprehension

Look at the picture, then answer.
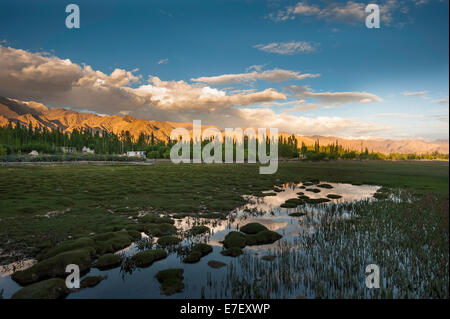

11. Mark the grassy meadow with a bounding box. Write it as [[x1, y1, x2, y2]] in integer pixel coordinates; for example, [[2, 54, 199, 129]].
[[0, 160, 448, 264]]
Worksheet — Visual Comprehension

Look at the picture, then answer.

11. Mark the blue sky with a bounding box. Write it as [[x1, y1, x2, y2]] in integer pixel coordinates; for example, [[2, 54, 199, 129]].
[[0, 0, 448, 140]]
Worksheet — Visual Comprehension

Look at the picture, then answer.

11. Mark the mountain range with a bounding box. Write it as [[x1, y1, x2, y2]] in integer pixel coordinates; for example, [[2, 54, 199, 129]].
[[0, 96, 448, 155]]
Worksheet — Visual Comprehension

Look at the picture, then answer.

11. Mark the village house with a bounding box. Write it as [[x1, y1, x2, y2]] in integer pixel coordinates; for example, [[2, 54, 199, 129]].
[[82, 146, 95, 154], [61, 146, 77, 153], [126, 151, 146, 158]]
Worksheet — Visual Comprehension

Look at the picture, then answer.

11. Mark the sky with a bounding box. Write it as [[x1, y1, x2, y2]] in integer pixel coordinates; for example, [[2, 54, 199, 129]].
[[0, 0, 448, 140]]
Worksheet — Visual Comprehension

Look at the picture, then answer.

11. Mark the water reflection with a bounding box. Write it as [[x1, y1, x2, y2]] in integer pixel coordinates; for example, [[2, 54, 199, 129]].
[[0, 181, 379, 299]]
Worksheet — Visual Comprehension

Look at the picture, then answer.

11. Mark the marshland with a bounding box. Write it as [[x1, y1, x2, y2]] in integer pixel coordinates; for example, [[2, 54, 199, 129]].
[[0, 160, 448, 299]]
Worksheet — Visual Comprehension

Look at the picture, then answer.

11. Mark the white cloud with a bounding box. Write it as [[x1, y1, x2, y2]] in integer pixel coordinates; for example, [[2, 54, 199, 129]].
[[254, 41, 317, 55], [402, 91, 427, 96], [191, 68, 320, 85], [432, 97, 449, 105], [157, 58, 168, 65], [282, 103, 324, 113], [269, 0, 408, 26], [286, 85, 382, 105], [245, 64, 265, 72], [375, 112, 425, 119], [0, 44, 390, 138], [270, 1, 365, 23], [0, 45, 288, 115], [135, 76, 286, 111], [414, 0, 429, 6], [236, 108, 389, 137]]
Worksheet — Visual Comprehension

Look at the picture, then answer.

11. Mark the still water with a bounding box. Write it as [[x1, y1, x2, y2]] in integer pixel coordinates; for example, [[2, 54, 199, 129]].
[[0, 182, 379, 299]]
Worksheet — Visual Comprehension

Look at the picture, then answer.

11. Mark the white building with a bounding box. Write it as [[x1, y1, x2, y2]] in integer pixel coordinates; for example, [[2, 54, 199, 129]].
[[82, 146, 95, 154], [126, 151, 146, 158], [61, 146, 77, 153]]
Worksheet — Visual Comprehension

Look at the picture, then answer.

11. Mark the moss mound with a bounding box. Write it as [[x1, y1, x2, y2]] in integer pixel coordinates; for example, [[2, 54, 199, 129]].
[[182, 251, 203, 263], [38, 230, 134, 259], [317, 183, 333, 189], [281, 198, 304, 208], [189, 225, 210, 236], [94, 253, 121, 270], [221, 247, 243, 257], [305, 188, 321, 193], [304, 198, 331, 204], [125, 224, 148, 232], [11, 278, 70, 299], [131, 249, 167, 268], [92, 230, 134, 255], [222, 231, 247, 248], [223, 228, 282, 250], [183, 243, 213, 263], [126, 230, 142, 241], [156, 268, 184, 296], [12, 248, 93, 285], [157, 235, 181, 247], [172, 213, 188, 219], [198, 212, 227, 219], [302, 182, 314, 186], [38, 237, 95, 261], [240, 223, 268, 235], [327, 194, 342, 199], [289, 212, 306, 217], [280, 202, 297, 208], [245, 230, 282, 246], [146, 223, 177, 237], [192, 243, 213, 255], [80, 275, 107, 288], [373, 192, 389, 200], [125, 224, 146, 232], [298, 195, 310, 200], [264, 192, 277, 196], [140, 214, 174, 225]]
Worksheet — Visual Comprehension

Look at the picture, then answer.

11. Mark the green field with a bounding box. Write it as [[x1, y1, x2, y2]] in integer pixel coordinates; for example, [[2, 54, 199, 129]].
[[0, 160, 448, 264]]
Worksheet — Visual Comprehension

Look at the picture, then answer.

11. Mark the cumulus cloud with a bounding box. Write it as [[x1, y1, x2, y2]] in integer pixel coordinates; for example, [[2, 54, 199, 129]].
[[135, 76, 286, 111], [0, 45, 287, 115], [128, 103, 387, 138], [269, 1, 364, 23], [235, 108, 389, 137], [253, 41, 317, 55], [285, 85, 382, 105], [269, 0, 407, 26], [0, 44, 389, 138], [283, 103, 325, 113], [191, 68, 320, 85], [0, 45, 144, 113]]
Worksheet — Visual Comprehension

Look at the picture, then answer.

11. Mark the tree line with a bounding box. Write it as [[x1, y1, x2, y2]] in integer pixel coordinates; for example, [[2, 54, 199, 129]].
[[0, 121, 448, 161]]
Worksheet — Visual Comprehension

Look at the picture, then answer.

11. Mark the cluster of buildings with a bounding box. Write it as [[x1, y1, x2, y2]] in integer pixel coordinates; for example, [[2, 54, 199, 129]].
[[28, 147, 146, 158]]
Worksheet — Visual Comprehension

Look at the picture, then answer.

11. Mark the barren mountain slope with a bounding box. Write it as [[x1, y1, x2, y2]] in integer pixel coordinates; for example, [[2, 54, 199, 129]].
[[0, 96, 448, 154]]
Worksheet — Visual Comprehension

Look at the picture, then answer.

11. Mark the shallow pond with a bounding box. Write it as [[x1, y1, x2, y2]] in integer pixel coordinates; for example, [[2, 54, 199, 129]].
[[0, 181, 379, 299]]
